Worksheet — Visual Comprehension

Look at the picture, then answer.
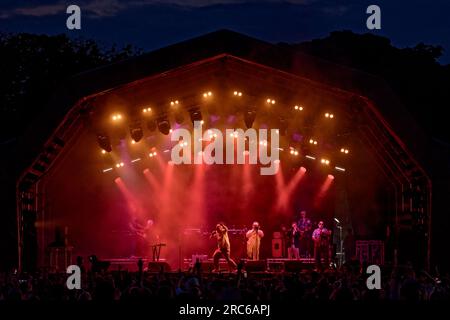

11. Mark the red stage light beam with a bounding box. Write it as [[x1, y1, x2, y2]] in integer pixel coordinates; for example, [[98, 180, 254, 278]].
[[313, 174, 335, 208]]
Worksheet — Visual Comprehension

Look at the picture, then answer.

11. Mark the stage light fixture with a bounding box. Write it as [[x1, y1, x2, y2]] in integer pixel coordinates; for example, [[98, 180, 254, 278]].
[[115, 162, 124, 168], [233, 91, 243, 97], [129, 122, 144, 142], [203, 91, 213, 98], [294, 105, 304, 111], [289, 147, 299, 156], [244, 110, 256, 128], [189, 109, 203, 125], [266, 98, 276, 104], [325, 113, 334, 119], [111, 113, 123, 121], [148, 151, 157, 157], [170, 100, 179, 106], [157, 118, 171, 135], [321, 158, 330, 165], [340, 148, 349, 154], [101, 150, 106, 154], [309, 139, 318, 145], [97, 134, 112, 153], [142, 108, 152, 114]]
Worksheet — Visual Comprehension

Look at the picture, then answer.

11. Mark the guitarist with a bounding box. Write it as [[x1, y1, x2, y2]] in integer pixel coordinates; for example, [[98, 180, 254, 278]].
[[129, 218, 154, 257], [297, 210, 312, 258], [312, 221, 332, 270]]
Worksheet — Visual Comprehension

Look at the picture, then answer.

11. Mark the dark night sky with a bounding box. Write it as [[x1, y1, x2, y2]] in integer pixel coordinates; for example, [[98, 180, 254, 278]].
[[0, 0, 449, 64]]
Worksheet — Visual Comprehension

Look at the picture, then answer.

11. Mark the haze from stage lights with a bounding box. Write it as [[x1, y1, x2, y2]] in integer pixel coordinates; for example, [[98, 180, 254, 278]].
[[170, 121, 280, 175]]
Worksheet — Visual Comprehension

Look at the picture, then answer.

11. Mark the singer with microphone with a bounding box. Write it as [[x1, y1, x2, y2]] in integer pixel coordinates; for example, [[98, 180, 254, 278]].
[[312, 220, 332, 270], [246, 221, 264, 260]]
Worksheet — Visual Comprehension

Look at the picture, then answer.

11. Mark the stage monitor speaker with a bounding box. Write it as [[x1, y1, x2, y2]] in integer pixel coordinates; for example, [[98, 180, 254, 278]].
[[272, 239, 283, 258], [284, 260, 306, 273], [244, 260, 266, 272], [147, 261, 171, 272]]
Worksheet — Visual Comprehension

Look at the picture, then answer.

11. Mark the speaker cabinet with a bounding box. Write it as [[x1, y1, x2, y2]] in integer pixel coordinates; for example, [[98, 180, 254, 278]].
[[272, 238, 283, 258]]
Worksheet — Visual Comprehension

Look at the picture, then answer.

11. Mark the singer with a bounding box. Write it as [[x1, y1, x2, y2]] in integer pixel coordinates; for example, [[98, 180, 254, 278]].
[[210, 223, 237, 272], [246, 221, 264, 260]]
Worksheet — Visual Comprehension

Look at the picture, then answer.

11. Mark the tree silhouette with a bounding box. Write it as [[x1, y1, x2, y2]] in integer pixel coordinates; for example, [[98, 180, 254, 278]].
[[289, 30, 450, 142], [0, 33, 141, 144]]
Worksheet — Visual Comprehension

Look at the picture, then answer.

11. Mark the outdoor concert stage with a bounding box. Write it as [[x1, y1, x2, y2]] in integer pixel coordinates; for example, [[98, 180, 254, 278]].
[[15, 30, 431, 273]]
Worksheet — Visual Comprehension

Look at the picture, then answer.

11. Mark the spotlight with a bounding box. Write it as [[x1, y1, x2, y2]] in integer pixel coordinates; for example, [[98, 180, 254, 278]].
[[233, 91, 243, 97], [266, 98, 276, 105], [294, 105, 304, 111], [111, 113, 123, 121], [321, 158, 330, 165], [189, 109, 203, 125], [142, 108, 152, 114], [340, 148, 349, 154], [101, 150, 106, 154], [244, 110, 256, 128], [157, 118, 171, 135], [97, 134, 112, 153], [289, 147, 299, 156], [149, 151, 157, 157], [203, 91, 213, 98], [170, 100, 179, 106], [325, 113, 334, 119], [309, 139, 318, 145], [129, 122, 143, 142]]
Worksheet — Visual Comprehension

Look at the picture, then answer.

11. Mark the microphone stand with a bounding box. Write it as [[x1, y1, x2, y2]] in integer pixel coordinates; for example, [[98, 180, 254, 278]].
[[334, 221, 343, 267]]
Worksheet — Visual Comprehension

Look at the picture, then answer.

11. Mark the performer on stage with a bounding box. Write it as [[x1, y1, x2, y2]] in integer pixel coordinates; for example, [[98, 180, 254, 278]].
[[312, 221, 332, 270], [286, 222, 301, 259], [297, 210, 312, 258], [211, 223, 237, 272], [246, 221, 264, 260], [129, 218, 154, 257]]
